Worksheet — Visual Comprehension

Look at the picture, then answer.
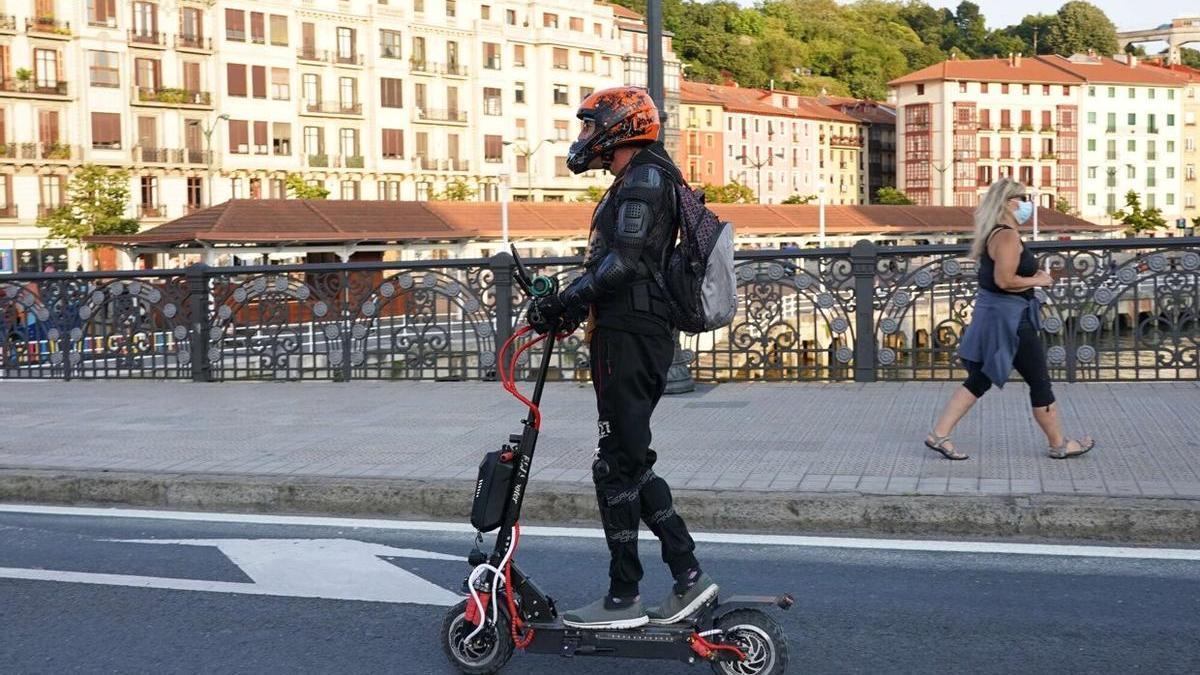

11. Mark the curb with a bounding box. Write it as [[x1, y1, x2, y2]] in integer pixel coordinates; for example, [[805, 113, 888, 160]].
[[1, 468, 1199, 544]]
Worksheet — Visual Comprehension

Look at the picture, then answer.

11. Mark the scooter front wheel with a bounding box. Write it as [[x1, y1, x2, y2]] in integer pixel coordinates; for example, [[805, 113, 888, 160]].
[[710, 609, 789, 675], [442, 599, 515, 674]]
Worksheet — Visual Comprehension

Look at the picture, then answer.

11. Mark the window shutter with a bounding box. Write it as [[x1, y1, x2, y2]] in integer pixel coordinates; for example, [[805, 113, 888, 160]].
[[251, 65, 266, 98], [227, 63, 247, 97]]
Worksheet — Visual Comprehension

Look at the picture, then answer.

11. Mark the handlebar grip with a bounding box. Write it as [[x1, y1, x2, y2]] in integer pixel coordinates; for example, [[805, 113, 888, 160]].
[[529, 275, 557, 298]]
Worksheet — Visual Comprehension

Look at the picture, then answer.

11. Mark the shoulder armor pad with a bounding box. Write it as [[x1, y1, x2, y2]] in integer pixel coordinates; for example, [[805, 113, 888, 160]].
[[621, 164, 666, 191]]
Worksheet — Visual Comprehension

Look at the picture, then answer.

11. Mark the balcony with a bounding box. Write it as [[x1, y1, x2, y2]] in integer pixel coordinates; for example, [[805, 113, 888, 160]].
[[39, 204, 64, 217], [175, 34, 212, 52], [17, 142, 76, 162], [132, 147, 209, 164], [1040, 153, 1057, 160], [307, 153, 329, 167], [128, 30, 166, 49], [333, 52, 364, 68], [1148, 152, 1158, 161], [183, 149, 211, 165], [340, 155, 364, 169], [414, 156, 442, 171], [414, 108, 468, 124], [302, 100, 363, 117], [1106, 126, 1117, 133], [447, 159, 470, 172], [133, 87, 212, 108], [297, 47, 327, 63], [0, 78, 69, 99], [26, 17, 71, 38], [0, 15, 15, 33], [409, 60, 468, 77], [1106, 152, 1118, 161], [1148, 127, 1160, 134], [0, 204, 16, 218], [1040, 126, 1055, 134], [139, 205, 166, 219], [1018, 124, 1035, 133]]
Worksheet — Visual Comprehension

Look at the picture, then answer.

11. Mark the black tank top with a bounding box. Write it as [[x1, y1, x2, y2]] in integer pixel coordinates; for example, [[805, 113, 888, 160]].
[[978, 225, 1036, 299]]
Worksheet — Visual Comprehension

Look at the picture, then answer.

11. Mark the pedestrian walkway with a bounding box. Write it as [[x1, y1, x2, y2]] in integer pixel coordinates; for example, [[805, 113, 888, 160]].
[[3, 380, 1198, 499]]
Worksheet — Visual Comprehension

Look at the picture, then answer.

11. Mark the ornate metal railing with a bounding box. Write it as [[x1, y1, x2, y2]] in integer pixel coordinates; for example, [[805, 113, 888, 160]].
[[2, 237, 1197, 382]]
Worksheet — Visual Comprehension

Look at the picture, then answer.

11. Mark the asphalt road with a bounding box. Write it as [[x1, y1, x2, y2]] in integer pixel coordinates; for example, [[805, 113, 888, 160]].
[[1, 507, 1198, 674]]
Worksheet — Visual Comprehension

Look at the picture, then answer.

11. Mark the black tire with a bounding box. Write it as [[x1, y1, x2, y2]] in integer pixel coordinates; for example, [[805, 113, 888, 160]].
[[709, 609, 789, 675], [441, 599, 515, 674]]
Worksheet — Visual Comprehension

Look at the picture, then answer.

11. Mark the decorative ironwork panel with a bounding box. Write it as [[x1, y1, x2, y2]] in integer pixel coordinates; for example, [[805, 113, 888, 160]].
[[73, 276, 193, 378], [685, 253, 857, 382]]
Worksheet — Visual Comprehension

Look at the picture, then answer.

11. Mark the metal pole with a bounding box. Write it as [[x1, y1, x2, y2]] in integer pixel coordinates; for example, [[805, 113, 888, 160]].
[[500, 176, 510, 247], [1031, 187, 1040, 241], [647, 0, 666, 138], [818, 183, 827, 247], [526, 150, 533, 201], [205, 127, 214, 208]]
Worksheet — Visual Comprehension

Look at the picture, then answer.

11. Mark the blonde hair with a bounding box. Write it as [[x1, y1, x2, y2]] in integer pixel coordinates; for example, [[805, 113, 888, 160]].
[[970, 177, 1026, 259]]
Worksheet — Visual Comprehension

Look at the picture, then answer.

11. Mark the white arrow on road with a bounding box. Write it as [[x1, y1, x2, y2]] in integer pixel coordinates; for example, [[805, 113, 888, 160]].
[[0, 538, 464, 606]]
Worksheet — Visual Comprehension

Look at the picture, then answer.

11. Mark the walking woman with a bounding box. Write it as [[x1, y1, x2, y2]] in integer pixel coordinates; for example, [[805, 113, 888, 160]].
[[925, 177, 1095, 460]]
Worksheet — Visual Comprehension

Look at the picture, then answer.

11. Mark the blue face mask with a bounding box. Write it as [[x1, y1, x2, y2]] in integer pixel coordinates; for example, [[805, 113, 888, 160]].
[[1014, 200, 1034, 224]]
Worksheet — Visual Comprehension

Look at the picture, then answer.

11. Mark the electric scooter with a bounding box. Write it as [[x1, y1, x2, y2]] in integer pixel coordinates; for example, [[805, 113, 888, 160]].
[[441, 247, 792, 674]]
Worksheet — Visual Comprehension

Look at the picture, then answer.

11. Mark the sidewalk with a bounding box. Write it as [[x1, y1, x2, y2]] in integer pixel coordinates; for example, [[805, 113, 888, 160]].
[[3, 380, 1199, 541]]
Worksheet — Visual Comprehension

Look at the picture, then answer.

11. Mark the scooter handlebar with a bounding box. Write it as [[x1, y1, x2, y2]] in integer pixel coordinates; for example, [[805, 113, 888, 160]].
[[510, 244, 558, 299]]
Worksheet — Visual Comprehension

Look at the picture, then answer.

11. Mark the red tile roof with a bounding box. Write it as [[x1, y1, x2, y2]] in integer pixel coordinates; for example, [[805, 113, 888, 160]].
[[598, 2, 643, 21], [680, 81, 858, 122], [889, 54, 1189, 87], [86, 200, 1111, 247], [1038, 54, 1189, 86]]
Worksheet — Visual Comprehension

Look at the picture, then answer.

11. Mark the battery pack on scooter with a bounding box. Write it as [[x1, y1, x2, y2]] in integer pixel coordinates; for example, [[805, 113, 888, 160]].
[[471, 449, 514, 532]]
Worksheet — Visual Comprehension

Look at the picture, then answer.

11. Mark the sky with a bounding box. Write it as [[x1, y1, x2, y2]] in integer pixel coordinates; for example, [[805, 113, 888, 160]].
[[735, 1, 1197, 31]]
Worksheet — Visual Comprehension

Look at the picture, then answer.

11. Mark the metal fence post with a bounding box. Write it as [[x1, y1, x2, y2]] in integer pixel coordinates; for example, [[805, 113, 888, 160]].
[[489, 252, 514, 380], [851, 240, 877, 383], [186, 263, 212, 382]]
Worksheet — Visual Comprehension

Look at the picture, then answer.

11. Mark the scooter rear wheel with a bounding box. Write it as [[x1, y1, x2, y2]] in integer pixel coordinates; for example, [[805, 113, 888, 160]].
[[442, 599, 515, 674], [710, 609, 789, 675]]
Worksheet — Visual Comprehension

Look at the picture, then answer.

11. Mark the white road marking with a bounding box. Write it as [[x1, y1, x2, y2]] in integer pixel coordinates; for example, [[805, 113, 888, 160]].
[[1, 503, 1198, 561], [0, 537, 462, 605]]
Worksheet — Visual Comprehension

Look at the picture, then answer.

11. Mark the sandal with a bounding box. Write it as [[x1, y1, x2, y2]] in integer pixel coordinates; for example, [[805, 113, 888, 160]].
[[925, 433, 969, 460], [1049, 437, 1095, 459]]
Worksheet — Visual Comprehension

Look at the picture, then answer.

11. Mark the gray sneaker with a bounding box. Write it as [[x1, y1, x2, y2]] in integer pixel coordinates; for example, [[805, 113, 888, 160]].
[[646, 573, 719, 625], [562, 595, 649, 629]]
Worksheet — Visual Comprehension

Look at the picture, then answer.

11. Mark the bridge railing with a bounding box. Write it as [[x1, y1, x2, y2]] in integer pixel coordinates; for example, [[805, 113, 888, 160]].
[[2, 237, 1197, 382]]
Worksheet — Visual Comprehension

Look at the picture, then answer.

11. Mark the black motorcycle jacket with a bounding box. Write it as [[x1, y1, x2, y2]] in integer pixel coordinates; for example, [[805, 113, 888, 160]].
[[558, 142, 681, 336]]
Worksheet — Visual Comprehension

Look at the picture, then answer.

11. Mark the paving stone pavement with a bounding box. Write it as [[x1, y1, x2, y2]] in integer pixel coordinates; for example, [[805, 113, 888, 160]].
[[2, 380, 1199, 498]]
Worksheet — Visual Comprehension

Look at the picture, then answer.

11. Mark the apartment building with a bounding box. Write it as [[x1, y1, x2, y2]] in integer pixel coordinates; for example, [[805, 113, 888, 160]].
[[1146, 61, 1200, 227], [766, 91, 864, 205], [0, 0, 677, 272], [675, 84, 723, 186], [890, 53, 1186, 226], [824, 96, 897, 204]]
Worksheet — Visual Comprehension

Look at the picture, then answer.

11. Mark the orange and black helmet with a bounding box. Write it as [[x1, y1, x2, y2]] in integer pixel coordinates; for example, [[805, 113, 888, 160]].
[[566, 86, 661, 174]]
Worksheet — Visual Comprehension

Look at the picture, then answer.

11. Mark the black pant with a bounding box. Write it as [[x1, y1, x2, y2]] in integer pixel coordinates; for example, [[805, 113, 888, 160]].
[[590, 326, 698, 598], [963, 317, 1056, 408]]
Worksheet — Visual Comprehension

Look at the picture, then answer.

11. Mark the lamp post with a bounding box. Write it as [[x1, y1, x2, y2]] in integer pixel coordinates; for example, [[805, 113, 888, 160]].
[[817, 181, 827, 247], [738, 152, 785, 204], [932, 158, 955, 207], [503, 138, 556, 202], [499, 173, 511, 247], [188, 113, 229, 208]]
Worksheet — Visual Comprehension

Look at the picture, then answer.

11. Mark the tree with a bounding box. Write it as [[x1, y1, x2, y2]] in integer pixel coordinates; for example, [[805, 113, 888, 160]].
[[576, 186, 607, 202], [36, 164, 138, 250], [1054, 197, 1073, 215], [782, 194, 816, 204], [285, 173, 329, 199], [1003, 13, 1058, 55], [1180, 47, 1200, 70], [1044, 1, 1118, 57], [701, 181, 755, 204], [433, 178, 477, 201], [876, 187, 916, 205], [1112, 191, 1166, 236]]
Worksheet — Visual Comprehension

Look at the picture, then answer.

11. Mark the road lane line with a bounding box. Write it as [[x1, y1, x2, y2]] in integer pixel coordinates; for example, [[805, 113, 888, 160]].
[[2, 503, 1198, 561]]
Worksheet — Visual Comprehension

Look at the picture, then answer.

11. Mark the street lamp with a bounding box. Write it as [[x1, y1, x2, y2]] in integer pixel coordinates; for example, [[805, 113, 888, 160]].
[[817, 181, 827, 247], [932, 158, 955, 207], [503, 138, 557, 201], [737, 151, 785, 204], [499, 173, 511, 247], [188, 114, 229, 208]]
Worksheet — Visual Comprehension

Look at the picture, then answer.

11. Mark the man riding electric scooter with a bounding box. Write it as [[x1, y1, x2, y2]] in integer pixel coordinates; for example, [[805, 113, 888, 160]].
[[528, 86, 718, 630]]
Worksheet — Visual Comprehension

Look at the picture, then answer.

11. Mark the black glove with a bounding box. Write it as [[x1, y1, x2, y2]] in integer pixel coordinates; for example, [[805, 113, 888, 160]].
[[528, 295, 565, 335], [559, 303, 589, 335]]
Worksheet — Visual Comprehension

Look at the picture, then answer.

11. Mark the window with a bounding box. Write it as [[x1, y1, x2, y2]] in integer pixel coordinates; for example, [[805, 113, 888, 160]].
[[187, 177, 203, 210], [228, 119, 249, 154], [602, 57, 612, 76], [569, 17, 583, 31], [270, 15, 288, 46], [1108, 87, 1115, 98], [339, 128, 359, 158], [87, 0, 117, 27], [514, 82, 525, 104], [1168, 114, 1177, 127], [227, 63, 247, 97], [446, 0, 456, 18], [980, 82, 989, 94], [1088, 111, 1096, 124], [1088, 194, 1096, 206], [90, 112, 121, 149], [513, 45, 525, 67], [554, 120, 569, 141], [250, 12, 265, 44], [131, 1, 157, 40], [1088, 86, 1095, 96], [381, 30, 402, 58], [484, 134, 503, 163], [134, 57, 161, 90], [1129, 113, 1136, 126], [251, 65, 266, 99], [339, 77, 358, 108], [340, 180, 360, 200], [225, 8, 245, 41], [553, 84, 569, 105], [380, 181, 402, 200], [380, 78, 403, 108], [543, 13, 558, 29], [271, 68, 289, 100], [304, 126, 323, 155], [180, 7, 203, 42], [302, 73, 320, 106], [1168, 141, 1176, 153], [595, 22, 603, 37], [506, 9, 516, 25], [553, 48, 568, 70], [254, 121, 268, 154], [484, 43, 500, 70], [555, 156, 570, 177], [484, 87, 502, 115], [89, 51, 119, 87], [140, 176, 158, 209], [481, 5, 491, 21], [1088, 167, 1097, 179], [1149, 88, 1157, 100], [1042, 85, 1050, 95], [1022, 84, 1030, 95], [1128, 139, 1136, 152], [579, 51, 594, 72], [382, 129, 404, 158], [515, 119, 526, 140], [337, 27, 356, 62], [959, 81, 967, 94], [273, 123, 291, 155], [916, 84, 924, 96], [580, 86, 593, 103], [1107, 112, 1116, 131], [34, 48, 59, 89]]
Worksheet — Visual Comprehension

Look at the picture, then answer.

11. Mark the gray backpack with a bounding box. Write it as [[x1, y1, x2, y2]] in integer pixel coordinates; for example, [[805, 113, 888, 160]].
[[649, 180, 738, 334]]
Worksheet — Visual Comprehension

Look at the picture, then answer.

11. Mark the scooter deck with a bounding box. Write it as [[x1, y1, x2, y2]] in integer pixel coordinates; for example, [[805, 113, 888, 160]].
[[522, 619, 704, 662]]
